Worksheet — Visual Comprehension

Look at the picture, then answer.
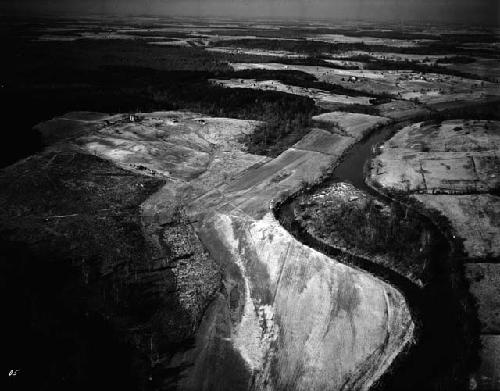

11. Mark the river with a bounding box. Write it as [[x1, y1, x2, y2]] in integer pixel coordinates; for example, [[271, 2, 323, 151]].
[[276, 117, 478, 390]]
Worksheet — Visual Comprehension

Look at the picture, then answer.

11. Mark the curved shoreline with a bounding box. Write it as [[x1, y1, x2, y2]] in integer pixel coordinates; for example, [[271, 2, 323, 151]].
[[184, 117, 418, 389], [271, 121, 425, 390], [273, 109, 487, 389], [24, 105, 488, 389]]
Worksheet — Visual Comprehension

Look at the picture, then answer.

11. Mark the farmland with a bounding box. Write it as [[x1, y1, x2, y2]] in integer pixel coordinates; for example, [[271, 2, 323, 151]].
[[1, 15, 499, 391]]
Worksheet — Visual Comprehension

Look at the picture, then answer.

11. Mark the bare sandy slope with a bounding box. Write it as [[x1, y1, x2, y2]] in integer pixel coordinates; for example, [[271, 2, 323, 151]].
[[187, 139, 413, 391], [194, 210, 413, 391], [35, 110, 414, 390]]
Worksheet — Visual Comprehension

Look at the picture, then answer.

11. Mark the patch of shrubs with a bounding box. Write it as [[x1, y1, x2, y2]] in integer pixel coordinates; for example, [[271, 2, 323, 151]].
[[306, 197, 437, 277]]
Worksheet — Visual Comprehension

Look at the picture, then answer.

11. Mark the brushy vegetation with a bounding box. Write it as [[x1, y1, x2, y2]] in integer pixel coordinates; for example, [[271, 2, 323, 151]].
[[289, 187, 479, 391], [296, 194, 437, 280], [244, 105, 316, 156], [0, 152, 167, 390]]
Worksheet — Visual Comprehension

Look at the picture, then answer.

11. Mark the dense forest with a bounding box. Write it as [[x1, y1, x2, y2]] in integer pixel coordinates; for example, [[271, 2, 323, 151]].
[[4, 34, 409, 164], [1, 38, 321, 165], [218, 37, 499, 59], [297, 196, 437, 280]]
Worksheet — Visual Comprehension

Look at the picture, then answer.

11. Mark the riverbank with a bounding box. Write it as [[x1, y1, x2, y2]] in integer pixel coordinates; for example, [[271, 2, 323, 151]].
[[275, 103, 500, 390], [2, 109, 415, 390], [366, 117, 500, 390]]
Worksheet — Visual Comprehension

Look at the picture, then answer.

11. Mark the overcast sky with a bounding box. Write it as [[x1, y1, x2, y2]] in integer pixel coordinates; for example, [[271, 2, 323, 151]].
[[1, 0, 499, 25]]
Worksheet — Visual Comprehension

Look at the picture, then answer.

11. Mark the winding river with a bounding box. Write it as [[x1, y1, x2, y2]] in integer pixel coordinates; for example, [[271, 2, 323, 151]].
[[276, 117, 477, 390], [60, 104, 487, 389]]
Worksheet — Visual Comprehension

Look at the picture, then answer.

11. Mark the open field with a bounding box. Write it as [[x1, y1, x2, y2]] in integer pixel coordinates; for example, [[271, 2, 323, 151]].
[[413, 195, 500, 260], [206, 46, 307, 58], [2, 15, 500, 391], [4, 15, 499, 168], [229, 62, 499, 104], [312, 111, 390, 139], [442, 57, 500, 83], [211, 78, 373, 106], [37, 111, 265, 185], [369, 115, 500, 391], [306, 33, 428, 47], [21, 110, 414, 390], [369, 120, 500, 194]]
